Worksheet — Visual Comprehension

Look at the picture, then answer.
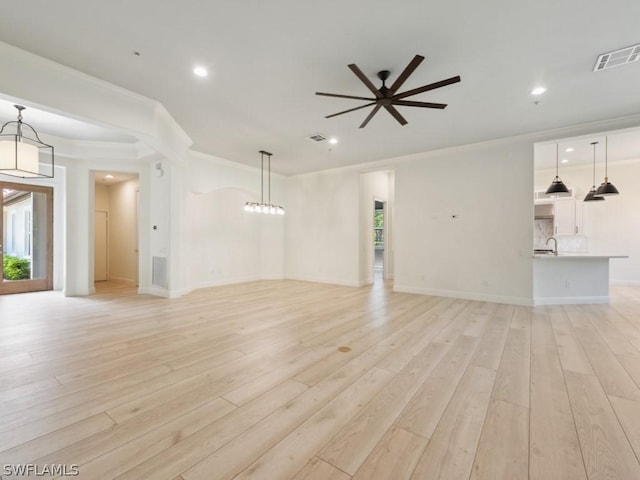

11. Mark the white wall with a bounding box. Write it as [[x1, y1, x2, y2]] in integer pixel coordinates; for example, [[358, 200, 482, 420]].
[[387, 171, 395, 279], [181, 152, 284, 292], [108, 178, 139, 283], [535, 159, 640, 284], [4, 37, 640, 302], [285, 169, 361, 286], [95, 184, 109, 211], [393, 140, 535, 305]]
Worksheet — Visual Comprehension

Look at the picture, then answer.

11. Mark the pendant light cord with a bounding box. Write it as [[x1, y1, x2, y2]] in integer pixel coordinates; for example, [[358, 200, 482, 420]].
[[591, 141, 598, 186], [555, 143, 559, 177], [268, 153, 271, 204], [260, 152, 264, 204], [604, 136, 608, 179]]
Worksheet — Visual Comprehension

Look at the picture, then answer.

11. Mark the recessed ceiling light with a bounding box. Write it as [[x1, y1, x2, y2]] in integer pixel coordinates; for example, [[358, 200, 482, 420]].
[[531, 87, 547, 95], [193, 66, 208, 78], [565, 147, 574, 152], [105, 174, 114, 179], [561, 159, 569, 164], [329, 138, 338, 145]]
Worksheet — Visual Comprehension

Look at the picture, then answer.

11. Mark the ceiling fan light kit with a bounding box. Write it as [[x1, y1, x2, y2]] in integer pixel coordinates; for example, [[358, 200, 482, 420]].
[[316, 54, 461, 128], [244, 150, 285, 215]]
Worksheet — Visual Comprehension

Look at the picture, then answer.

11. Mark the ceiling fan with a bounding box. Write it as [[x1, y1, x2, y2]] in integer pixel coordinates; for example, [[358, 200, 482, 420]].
[[316, 54, 461, 128]]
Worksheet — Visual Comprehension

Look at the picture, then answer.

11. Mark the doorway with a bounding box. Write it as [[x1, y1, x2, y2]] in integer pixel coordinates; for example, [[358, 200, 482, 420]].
[[374, 200, 385, 281], [1, 181, 53, 294], [93, 171, 139, 290]]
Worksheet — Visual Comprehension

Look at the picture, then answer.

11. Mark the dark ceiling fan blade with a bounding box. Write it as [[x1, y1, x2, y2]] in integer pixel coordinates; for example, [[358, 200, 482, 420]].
[[388, 55, 424, 94], [359, 105, 382, 128], [392, 100, 447, 109], [315, 92, 377, 101], [384, 105, 408, 126], [394, 75, 461, 100], [348, 64, 384, 98], [325, 102, 377, 119]]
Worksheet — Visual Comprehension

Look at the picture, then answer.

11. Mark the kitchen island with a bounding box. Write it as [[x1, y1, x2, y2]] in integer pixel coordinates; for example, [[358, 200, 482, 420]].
[[533, 253, 628, 305]]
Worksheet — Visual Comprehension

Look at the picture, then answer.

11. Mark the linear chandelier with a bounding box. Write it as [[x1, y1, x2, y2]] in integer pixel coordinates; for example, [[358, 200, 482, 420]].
[[244, 150, 285, 215], [0, 105, 54, 178]]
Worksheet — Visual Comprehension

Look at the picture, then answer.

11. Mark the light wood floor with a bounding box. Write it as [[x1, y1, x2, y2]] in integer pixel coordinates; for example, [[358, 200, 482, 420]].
[[1, 279, 640, 479]]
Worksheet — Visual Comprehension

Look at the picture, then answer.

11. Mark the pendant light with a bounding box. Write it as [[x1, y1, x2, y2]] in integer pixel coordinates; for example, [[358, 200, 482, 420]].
[[244, 150, 285, 215], [584, 141, 605, 202], [0, 105, 54, 178], [545, 143, 570, 196], [594, 136, 619, 197]]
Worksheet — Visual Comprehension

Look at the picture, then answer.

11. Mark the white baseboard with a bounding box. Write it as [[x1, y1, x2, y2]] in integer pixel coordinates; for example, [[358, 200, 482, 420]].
[[533, 295, 609, 305], [137, 275, 287, 299], [108, 276, 135, 284], [285, 274, 362, 288], [393, 284, 533, 306], [611, 280, 640, 286], [140, 286, 171, 298]]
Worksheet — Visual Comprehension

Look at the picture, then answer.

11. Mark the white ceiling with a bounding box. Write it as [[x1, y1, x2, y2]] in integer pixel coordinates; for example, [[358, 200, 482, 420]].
[[0, 98, 136, 143], [0, 1, 638, 175], [94, 171, 139, 185], [535, 127, 640, 171]]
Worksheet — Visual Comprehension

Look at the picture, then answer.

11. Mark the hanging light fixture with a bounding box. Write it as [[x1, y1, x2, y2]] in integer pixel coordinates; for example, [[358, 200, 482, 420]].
[[594, 135, 619, 197], [0, 105, 54, 178], [545, 143, 570, 196], [244, 150, 285, 215], [584, 141, 605, 202]]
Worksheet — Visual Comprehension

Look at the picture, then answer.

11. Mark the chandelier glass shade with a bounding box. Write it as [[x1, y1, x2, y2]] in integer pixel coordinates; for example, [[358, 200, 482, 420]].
[[244, 150, 285, 215]]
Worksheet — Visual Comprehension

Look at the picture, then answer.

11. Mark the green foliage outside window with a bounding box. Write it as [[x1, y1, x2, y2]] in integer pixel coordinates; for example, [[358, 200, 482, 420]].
[[3, 255, 31, 280], [374, 210, 384, 246]]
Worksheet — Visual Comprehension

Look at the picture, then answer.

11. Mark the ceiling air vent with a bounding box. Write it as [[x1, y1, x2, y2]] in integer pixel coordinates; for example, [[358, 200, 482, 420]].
[[594, 44, 640, 71], [305, 133, 327, 142]]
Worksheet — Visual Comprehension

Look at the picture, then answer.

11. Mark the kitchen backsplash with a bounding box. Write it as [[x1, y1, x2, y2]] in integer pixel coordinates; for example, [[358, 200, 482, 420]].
[[557, 235, 588, 252], [534, 218, 553, 249], [534, 218, 588, 252]]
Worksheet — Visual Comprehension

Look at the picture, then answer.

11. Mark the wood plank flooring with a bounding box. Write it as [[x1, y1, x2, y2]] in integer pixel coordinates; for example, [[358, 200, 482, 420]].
[[1, 280, 640, 479]]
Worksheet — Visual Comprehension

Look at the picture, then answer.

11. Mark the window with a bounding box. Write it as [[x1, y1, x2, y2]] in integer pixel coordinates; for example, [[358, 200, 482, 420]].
[[374, 210, 384, 247], [24, 209, 32, 257], [10, 211, 16, 254]]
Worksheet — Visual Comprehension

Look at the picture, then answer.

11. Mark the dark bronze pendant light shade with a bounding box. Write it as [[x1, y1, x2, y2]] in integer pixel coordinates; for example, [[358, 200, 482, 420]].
[[584, 141, 605, 202], [546, 144, 570, 196], [594, 136, 619, 197]]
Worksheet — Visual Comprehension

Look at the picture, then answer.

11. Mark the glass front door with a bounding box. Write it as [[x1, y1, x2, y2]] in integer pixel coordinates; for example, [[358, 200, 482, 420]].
[[1, 181, 53, 294]]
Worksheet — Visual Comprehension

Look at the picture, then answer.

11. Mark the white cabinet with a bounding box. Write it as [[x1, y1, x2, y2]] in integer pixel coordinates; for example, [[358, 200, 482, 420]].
[[574, 200, 585, 235], [554, 198, 575, 236], [553, 198, 585, 236]]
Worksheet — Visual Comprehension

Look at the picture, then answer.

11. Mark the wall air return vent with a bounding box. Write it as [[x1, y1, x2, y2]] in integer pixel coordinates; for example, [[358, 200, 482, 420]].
[[594, 44, 640, 71], [152, 256, 168, 289], [305, 133, 327, 142]]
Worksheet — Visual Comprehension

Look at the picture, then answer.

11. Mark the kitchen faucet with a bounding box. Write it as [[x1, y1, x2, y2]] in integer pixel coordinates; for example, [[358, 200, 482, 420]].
[[546, 237, 558, 256]]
